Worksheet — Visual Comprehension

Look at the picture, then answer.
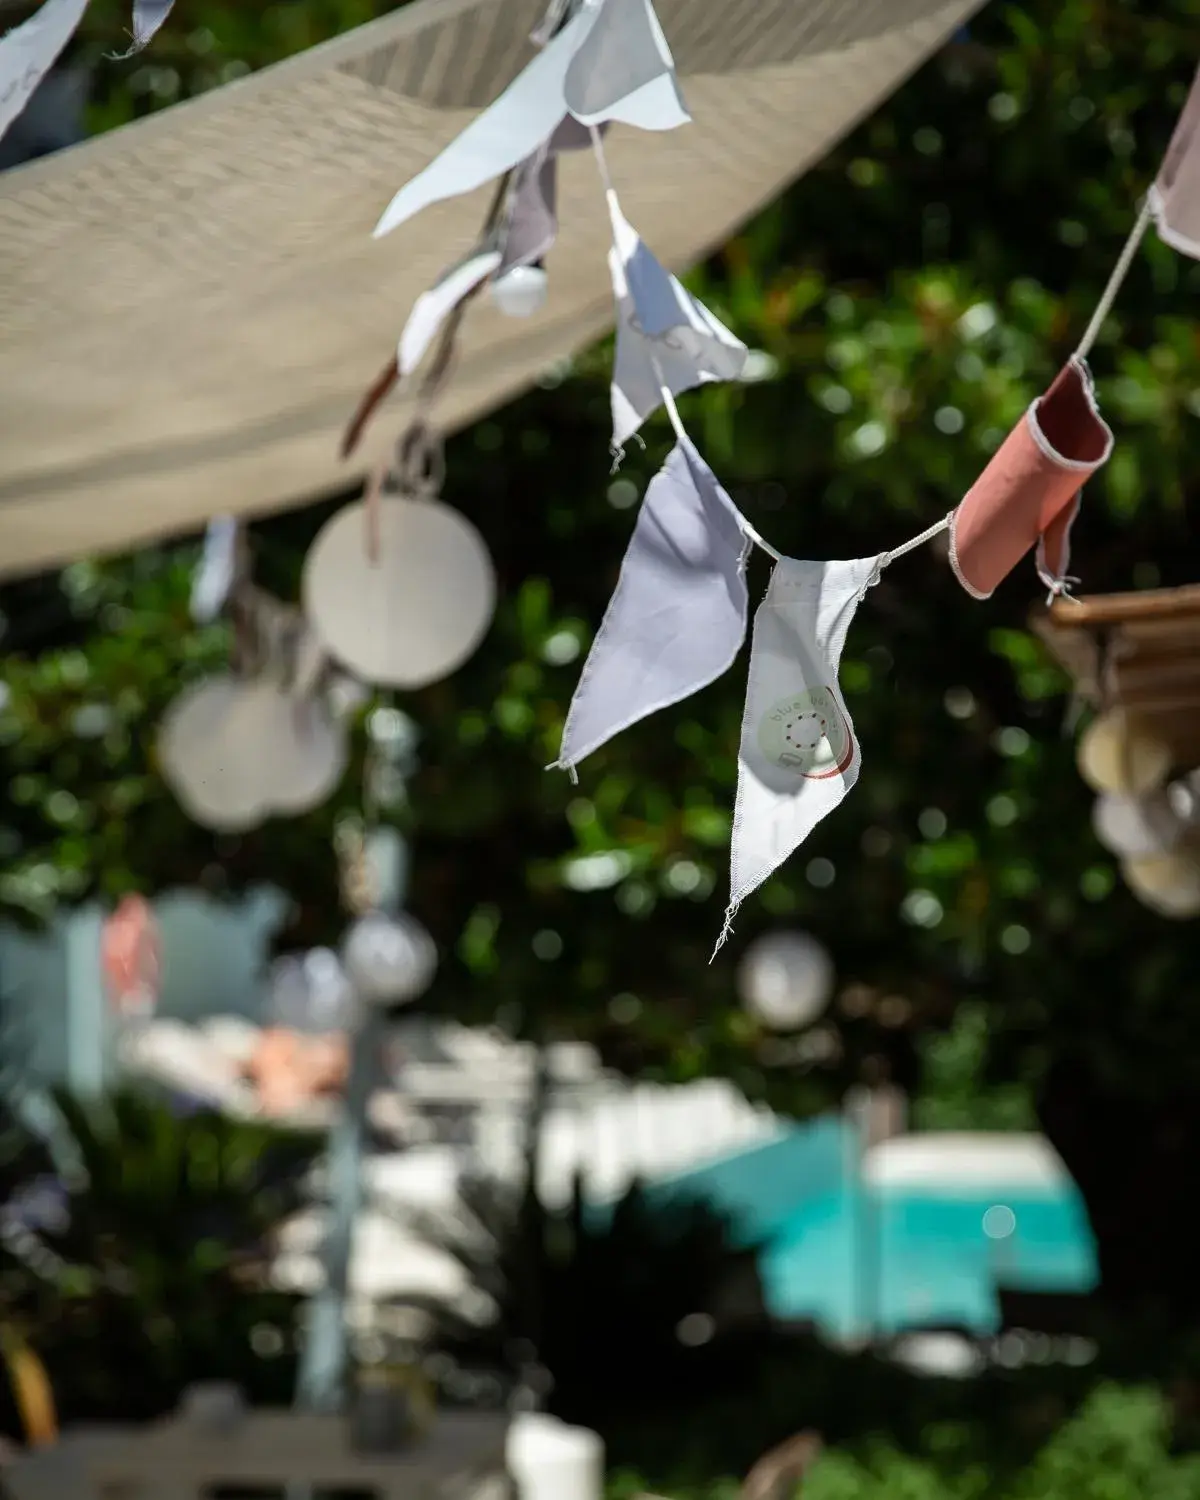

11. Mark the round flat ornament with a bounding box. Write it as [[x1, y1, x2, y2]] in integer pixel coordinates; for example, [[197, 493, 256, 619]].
[[1077, 709, 1171, 797], [270, 697, 349, 815], [303, 495, 496, 688], [1123, 849, 1200, 919], [1092, 791, 1183, 861], [158, 674, 267, 832]]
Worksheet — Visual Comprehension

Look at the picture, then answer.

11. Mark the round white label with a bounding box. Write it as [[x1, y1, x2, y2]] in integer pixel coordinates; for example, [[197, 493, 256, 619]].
[[757, 687, 853, 779]]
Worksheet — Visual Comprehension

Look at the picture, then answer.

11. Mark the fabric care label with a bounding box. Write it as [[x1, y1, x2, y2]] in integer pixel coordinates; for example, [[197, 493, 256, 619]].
[[757, 686, 855, 780], [717, 554, 882, 954]]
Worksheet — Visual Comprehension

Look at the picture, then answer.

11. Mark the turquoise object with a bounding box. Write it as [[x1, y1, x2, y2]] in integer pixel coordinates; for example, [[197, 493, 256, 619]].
[[605, 1117, 1098, 1340]]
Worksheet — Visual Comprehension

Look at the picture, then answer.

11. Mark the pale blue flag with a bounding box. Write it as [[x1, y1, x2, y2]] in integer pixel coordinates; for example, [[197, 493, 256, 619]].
[[564, 0, 689, 132], [552, 437, 749, 777], [0, 0, 89, 145]]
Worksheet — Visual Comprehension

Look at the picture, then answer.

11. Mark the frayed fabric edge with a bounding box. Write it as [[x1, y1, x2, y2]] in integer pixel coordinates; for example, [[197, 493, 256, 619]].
[[710, 900, 740, 962], [609, 431, 646, 474], [545, 759, 580, 785]]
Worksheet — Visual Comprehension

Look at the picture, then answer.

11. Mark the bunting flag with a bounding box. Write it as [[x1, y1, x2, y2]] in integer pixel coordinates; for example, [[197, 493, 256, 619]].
[[395, 120, 600, 382], [2, 0, 179, 146], [129, 0, 174, 50], [398, 247, 503, 377], [608, 200, 747, 450], [0, 0, 89, 144], [562, 0, 689, 132], [355, 1, 1199, 947], [500, 149, 557, 272], [372, 0, 684, 241], [717, 555, 883, 954], [949, 358, 1113, 600], [1151, 64, 1200, 259], [190, 517, 241, 624], [552, 437, 749, 776]]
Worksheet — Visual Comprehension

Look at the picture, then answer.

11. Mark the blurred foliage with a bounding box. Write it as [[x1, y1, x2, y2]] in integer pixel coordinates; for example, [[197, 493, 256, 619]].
[[597, 1342, 1200, 1497], [605, 1387, 1200, 1499], [910, 1002, 1038, 1133], [0, 1089, 315, 1426], [793, 1386, 1200, 1500], [394, 1167, 768, 1428], [3, 0, 1200, 1307]]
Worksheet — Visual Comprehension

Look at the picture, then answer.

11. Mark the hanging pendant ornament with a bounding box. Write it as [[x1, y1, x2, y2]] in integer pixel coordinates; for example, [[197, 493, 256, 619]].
[[717, 555, 884, 955], [393, 117, 597, 385], [304, 424, 496, 689], [1092, 791, 1185, 861], [160, 588, 347, 830], [158, 672, 268, 833], [552, 437, 749, 777], [238, 618, 348, 818], [343, 912, 437, 1006], [738, 930, 835, 1031], [1122, 848, 1200, 920], [371, 0, 686, 240], [270, 695, 348, 815], [492, 263, 549, 318], [949, 358, 1113, 600], [1075, 707, 1171, 797]]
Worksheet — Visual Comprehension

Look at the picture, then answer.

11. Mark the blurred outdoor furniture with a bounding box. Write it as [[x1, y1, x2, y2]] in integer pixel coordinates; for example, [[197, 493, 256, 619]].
[[2, 1427, 138, 1500], [86, 1408, 508, 1499]]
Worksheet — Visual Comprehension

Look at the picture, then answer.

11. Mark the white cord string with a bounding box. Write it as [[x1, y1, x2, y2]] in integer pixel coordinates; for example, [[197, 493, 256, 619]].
[[1074, 195, 1153, 361], [882, 513, 951, 566], [738, 518, 783, 562]]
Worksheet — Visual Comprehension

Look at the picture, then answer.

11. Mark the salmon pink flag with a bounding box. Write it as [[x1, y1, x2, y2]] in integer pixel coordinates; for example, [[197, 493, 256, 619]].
[[949, 358, 1113, 600]]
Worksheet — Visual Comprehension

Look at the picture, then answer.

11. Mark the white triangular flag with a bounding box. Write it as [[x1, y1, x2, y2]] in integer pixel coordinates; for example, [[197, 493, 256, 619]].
[[373, 7, 593, 239], [608, 204, 746, 449], [191, 517, 240, 624], [398, 247, 502, 376], [563, 0, 689, 132], [130, 0, 174, 49], [1150, 64, 1200, 260], [552, 437, 749, 776], [718, 555, 883, 952], [0, 0, 88, 145]]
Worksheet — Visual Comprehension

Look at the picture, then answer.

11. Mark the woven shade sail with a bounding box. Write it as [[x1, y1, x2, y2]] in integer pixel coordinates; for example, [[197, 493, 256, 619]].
[[0, 0, 982, 579]]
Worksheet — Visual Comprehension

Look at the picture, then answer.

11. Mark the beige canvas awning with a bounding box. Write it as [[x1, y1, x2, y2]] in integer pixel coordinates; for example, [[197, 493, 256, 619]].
[[0, 0, 982, 579]]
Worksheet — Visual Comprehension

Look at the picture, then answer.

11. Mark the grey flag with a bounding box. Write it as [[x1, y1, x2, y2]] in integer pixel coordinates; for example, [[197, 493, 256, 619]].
[[374, 6, 593, 238], [498, 120, 606, 271], [132, 0, 174, 48], [1152, 65, 1200, 259], [0, 0, 89, 146], [608, 201, 747, 448], [552, 437, 749, 775], [500, 147, 557, 271], [563, 0, 690, 132]]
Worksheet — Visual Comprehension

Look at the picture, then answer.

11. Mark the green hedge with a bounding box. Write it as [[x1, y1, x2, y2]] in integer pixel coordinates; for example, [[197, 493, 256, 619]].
[[607, 1386, 1200, 1500]]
